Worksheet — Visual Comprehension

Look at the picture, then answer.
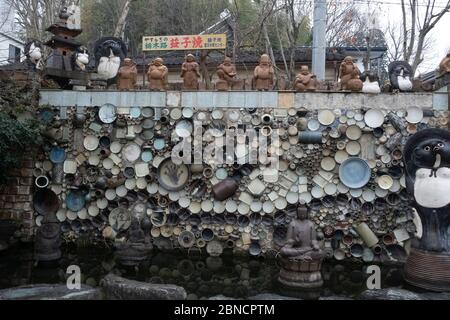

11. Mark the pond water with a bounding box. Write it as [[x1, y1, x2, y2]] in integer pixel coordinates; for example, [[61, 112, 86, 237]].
[[0, 244, 406, 300]]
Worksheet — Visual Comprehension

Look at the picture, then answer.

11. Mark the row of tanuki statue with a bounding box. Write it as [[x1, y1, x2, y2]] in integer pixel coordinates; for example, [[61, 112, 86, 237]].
[[116, 53, 376, 92]]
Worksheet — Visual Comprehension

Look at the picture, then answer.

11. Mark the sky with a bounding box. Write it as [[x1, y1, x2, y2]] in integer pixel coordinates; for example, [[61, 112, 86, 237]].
[[356, 0, 450, 74]]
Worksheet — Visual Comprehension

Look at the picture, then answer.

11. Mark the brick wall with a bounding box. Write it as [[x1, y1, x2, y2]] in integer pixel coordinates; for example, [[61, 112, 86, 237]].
[[0, 158, 35, 241]]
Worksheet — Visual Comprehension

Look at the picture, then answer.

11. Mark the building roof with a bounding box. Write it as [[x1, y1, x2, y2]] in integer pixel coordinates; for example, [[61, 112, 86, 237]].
[[133, 47, 347, 68], [0, 31, 24, 46]]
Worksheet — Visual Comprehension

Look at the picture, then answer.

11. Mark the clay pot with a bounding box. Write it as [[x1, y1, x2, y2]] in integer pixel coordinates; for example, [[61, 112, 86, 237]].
[[212, 178, 239, 201]]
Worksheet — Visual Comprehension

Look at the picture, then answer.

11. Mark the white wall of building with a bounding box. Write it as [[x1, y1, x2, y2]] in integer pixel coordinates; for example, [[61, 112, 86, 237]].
[[0, 0, 24, 65]]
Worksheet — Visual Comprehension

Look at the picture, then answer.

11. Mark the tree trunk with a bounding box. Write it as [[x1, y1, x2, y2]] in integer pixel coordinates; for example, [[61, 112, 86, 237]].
[[275, 15, 290, 86], [263, 22, 277, 88], [114, 0, 133, 38], [200, 51, 212, 90]]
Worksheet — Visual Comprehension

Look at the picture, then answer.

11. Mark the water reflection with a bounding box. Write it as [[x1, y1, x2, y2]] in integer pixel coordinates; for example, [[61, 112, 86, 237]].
[[0, 245, 405, 300]]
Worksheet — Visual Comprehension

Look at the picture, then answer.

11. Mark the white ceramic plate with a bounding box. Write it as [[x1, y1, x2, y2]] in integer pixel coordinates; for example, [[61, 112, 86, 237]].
[[250, 201, 263, 212], [321, 157, 336, 171], [225, 200, 238, 213], [88, 205, 99, 217], [99, 104, 117, 124], [84, 135, 99, 151], [201, 200, 214, 212], [122, 143, 141, 163], [110, 141, 122, 154], [362, 189, 376, 202], [175, 120, 193, 138], [406, 107, 423, 124], [311, 186, 325, 199], [335, 150, 349, 164], [56, 209, 67, 222], [364, 109, 385, 128], [346, 141, 361, 156], [263, 201, 274, 214], [378, 175, 394, 190], [308, 119, 320, 131], [318, 110, 335, 126], [102, 158, 114, 170], [324, 183, 337, 195], [346, 125, 362, 140]]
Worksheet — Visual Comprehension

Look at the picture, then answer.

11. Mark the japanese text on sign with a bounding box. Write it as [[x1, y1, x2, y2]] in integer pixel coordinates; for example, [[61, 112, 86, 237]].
[[142, 34, 227, 51]]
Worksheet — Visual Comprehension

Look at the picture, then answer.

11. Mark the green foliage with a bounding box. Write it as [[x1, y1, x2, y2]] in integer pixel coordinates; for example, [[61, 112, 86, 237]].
[[0, 79, 42, 185], [0, 112, 42, 184]]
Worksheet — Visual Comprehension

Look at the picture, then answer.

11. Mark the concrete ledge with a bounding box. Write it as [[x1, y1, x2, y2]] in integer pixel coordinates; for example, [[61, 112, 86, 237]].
[[40, 90, 436, 110]]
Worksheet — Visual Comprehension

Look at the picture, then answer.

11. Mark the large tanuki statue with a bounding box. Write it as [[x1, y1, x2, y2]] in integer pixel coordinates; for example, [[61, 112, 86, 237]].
[[294, 66, 317, 92], [181, 54, 201, 90], [403, 128, 450, 292], [216, 57, 237, 91], [147, 57, 168, 91], [117, 58, 137, 90], [253, 54, 275, 91], [278, 205, 324, 289], [339, 56, 363, 91]]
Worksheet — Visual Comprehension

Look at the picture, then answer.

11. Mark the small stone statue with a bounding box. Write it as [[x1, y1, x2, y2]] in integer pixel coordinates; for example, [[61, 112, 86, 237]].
[[439, 51, 450, 74], [281, 205, 323, 261], [339, 56, 363, 91], [181, 54, 201, 90], [278, 205, 324, 289], [216, 57, 237, 91], [294, 66, 317, 92], [114, 219, 152, 266], [34, 213, 61, 262], [117, 58, 137, 90], [253, 54, 274, 91], [147, 57, 168, 91]]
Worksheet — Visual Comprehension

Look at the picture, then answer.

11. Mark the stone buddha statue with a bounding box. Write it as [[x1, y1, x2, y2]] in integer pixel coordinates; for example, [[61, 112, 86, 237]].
[[34, 213, 61, 262], [181, 54, 201, 90], [281, 205, 323, 261], [339, 56, 363, 92], [253, 54, 274, 91], [147, 57, 168, 91], [114, 219, 152, 266], [439, 51, 450, 75], [117, 58, 137, 90], [216, 56, 238, 91], [294, 66, 317, 92]]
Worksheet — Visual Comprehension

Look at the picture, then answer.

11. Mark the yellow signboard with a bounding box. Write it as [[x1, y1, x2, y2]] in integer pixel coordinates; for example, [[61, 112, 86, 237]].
[[142, 34, 227, 51]]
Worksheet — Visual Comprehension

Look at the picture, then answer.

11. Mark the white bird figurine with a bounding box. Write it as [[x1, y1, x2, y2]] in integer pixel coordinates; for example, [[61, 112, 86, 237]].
[[362, 77, 381, 94], [97, 49, 121, 80], [29, 43, 42, 64], [397, 68, 413, 91], [75, 50, 89, 71]]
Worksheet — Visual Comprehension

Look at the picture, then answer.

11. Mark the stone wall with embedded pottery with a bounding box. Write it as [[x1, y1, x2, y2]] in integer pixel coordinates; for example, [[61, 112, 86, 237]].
[[34, 102, 450, 262]]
